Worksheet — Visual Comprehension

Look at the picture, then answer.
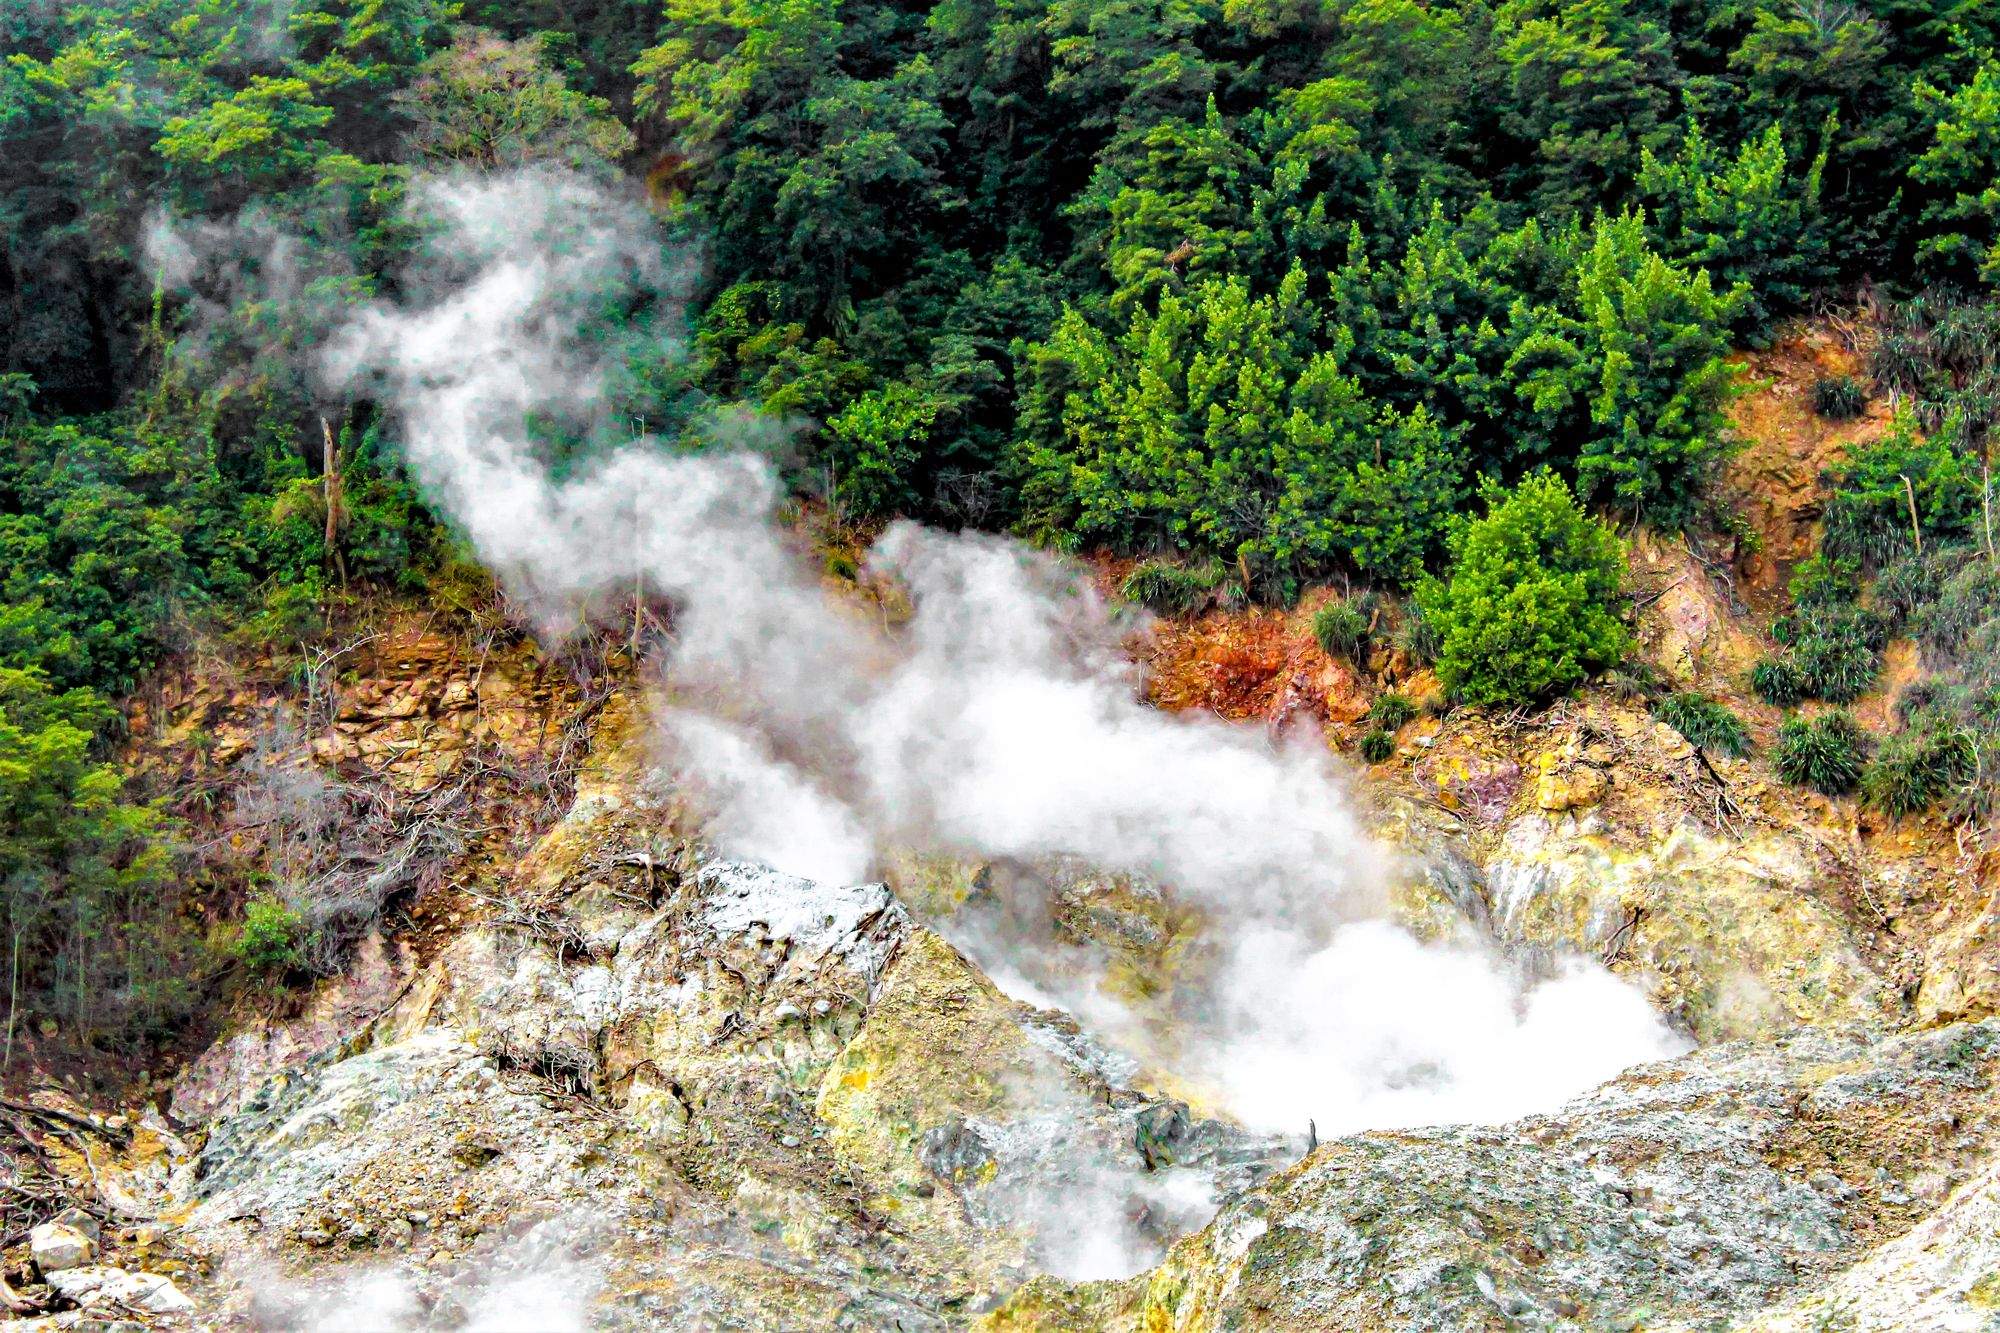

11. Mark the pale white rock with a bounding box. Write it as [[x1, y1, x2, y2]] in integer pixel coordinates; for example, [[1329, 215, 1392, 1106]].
[[28, 1222, 94, 1274]]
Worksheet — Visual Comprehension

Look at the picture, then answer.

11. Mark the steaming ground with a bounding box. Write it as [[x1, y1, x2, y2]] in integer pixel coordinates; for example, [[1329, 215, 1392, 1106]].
[[161, 165, 1682, 1291], [246, 1218, 599, 1332]]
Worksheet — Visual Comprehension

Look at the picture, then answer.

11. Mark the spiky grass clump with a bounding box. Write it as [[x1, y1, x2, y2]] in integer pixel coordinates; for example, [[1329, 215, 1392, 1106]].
[[1810, 374, 1869, 420], [1314, 603, 1371, 662], [1862, 719, 1974, 818], [1653, 693, 1750, 757], [1604, 658, 1666, 702], [1368, 692, 1417, 731], [1869, 330, 1932, 399], [1875, 547, 1975, 630], [1358, 729, 1396, 763], [1121, 559, 1225, 617], [1792, 627, 1883, 702], [1773, 711, 1868, 795], [1393, 606, 1439, 667], [1912, 562, 2000, 665], [1773, 604, 1886, 702], [1752, 654, 1810, 706]]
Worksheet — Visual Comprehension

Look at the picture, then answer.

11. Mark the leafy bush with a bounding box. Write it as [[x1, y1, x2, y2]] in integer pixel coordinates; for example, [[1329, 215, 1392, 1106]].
[[1810, 374, 1869, 420], [0, 667, 185, 1045], [1369, 692, 1417, 731], [1862, 716, 1974, 817], [1653, 693, 1750, 756], [824, 381, 942, 519], [1358, 729, 1396, 763], [1787, 554, 1861, 607], [1773, 711, 1868, 795], [1314, 603, 1372, 662], [1415, 474, 1629, 708], [1122, 559, 1226, 617], [232, 893, 305, 972]]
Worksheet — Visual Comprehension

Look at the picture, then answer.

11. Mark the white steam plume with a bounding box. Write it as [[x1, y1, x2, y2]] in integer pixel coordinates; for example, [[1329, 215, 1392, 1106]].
[[308, 167, 1678, 1146]]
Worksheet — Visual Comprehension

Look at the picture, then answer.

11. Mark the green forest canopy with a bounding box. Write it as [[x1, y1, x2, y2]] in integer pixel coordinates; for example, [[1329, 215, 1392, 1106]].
[[3, 0, 2000, 1045]]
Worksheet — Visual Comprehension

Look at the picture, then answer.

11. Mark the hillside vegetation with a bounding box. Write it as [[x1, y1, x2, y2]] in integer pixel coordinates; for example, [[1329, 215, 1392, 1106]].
[[2, 0, 2000, 1055]]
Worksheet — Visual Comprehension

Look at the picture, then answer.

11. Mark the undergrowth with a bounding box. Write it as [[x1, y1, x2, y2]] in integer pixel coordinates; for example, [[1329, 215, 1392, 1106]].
[[1654, 693, 1750, 756]]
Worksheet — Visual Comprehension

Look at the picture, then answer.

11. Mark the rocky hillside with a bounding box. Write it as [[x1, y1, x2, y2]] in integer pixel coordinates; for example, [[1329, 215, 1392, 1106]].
[[6, 346, 2000, 1332]]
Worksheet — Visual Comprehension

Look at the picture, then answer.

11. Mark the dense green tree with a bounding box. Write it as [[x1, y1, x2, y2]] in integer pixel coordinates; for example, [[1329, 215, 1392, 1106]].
[[1016, 268, 1466, 592], [396, 27, 638, 170], [1636, 120, 1833, 334], [11, 0, 2000, 1051], [1911, 56, 2000, 288], [1511, 210, 1743, 518], [1416, 471, 1630, 705], [1492, 0, 1678, 216], [0, 666, 180, 1047]]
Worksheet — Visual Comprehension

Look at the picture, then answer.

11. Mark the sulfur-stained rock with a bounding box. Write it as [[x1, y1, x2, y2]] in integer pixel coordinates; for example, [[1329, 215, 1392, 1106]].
[[984, 1021, 2000, 1333], [1733, 1158, 2000, 1332], [173, 931, 417, 1123], [1536, 761, 1609, 811], [1916, 894, 2000, 1026]]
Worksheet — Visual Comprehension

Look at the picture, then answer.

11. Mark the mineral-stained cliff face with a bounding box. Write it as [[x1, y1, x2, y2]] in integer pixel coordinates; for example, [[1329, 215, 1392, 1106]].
[[169, 696, 1293, 1330], [107, 681, 1987, 1333], [10, 569, 2000, 1332]]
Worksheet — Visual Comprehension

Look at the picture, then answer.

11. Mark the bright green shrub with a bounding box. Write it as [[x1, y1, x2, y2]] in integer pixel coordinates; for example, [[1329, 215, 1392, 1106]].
[[1415, 473, 1629, 708], [233, 893, 306, 972], [1773, 711, 1868, 795], [1787, 554, 1862, 607], [1653, 693, 1750, 756], [0, 667, 184, 1044], [1820, 415, 1980, 565], [824, 381, 942, 519]]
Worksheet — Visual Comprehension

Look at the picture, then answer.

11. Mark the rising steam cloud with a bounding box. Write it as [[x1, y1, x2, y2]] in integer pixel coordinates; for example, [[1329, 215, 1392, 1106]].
[[301, 170, 1677, 1145]]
